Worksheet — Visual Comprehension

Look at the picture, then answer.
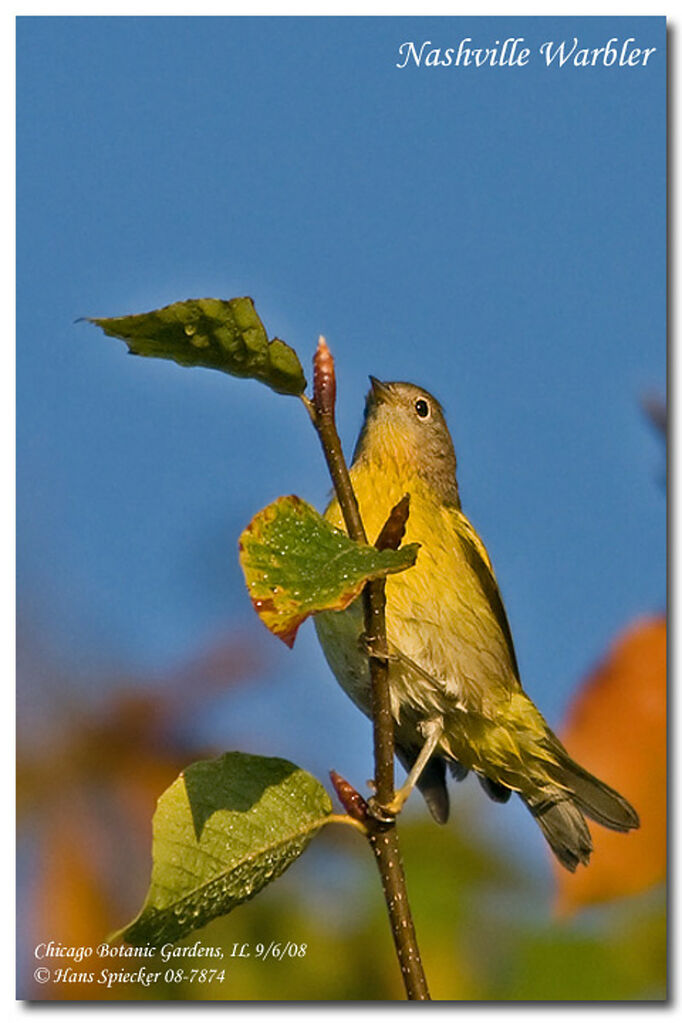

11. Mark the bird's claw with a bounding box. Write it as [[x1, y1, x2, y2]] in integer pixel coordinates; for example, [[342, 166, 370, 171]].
[[358, 632, 396, 661], [367, 796, 398, 824], [367, 791, 408, 824]]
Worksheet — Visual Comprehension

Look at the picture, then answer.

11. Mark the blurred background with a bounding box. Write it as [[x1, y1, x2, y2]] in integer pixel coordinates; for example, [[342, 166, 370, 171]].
[[17, 16, 666, 1000]]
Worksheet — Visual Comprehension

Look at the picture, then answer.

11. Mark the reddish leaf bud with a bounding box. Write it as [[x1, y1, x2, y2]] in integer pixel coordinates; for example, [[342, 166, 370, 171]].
[[313, 335, 336, 417], [329, 769, 370, 823]]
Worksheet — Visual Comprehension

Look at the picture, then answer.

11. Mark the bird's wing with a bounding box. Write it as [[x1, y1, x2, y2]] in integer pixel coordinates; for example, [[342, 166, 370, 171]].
[[453, 511, 521, 682]]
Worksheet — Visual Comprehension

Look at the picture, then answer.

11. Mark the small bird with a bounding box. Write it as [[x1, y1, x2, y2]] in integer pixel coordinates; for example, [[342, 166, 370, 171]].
[[314, 378, 639, 871]]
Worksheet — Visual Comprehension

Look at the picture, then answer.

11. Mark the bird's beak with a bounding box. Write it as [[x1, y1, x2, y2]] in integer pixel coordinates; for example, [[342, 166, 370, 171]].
[[369, 376, 391, 403]]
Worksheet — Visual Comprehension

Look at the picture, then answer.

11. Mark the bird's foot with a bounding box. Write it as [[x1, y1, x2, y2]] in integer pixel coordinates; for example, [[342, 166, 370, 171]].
[[370, 718, 446, 824], [358, 632, 398, 661], [367, 785, 410, 824]]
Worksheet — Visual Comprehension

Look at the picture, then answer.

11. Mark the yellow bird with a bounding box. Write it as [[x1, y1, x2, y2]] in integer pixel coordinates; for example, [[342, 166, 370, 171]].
[[314, 378, 639, 871]]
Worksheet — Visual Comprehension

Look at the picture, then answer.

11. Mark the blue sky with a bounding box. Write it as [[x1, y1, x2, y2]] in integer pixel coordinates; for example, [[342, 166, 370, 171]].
[[17, 16, 665, 875]]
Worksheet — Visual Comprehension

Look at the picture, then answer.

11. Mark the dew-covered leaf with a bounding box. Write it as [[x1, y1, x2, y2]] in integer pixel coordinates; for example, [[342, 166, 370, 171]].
[[86, 296, 306, 396], [116, 752, 332, 946], [239, 495, 419, 647]]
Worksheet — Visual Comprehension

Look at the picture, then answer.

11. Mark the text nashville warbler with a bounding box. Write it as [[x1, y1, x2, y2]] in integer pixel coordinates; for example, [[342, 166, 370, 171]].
[[314, 378, 639, 871]]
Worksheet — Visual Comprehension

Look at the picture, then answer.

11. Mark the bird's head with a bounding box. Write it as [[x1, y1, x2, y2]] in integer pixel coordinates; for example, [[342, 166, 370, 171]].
[[352, 378, 460, 506]]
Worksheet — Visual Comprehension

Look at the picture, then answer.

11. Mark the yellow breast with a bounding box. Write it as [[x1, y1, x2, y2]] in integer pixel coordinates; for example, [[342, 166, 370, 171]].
[[317, 459, 519, 721]]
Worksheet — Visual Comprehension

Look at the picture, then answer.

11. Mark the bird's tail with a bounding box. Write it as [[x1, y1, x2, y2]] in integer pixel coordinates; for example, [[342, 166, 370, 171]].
[[549, 750, 640, 832], [522, 743, 640, 872], [524, 794, 593, 872]]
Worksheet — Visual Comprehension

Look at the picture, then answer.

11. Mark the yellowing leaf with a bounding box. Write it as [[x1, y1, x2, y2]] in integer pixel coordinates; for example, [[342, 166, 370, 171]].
[[238, 495, 419, 647], [555, 616, 666, 915], [87, 296, 306, 395]]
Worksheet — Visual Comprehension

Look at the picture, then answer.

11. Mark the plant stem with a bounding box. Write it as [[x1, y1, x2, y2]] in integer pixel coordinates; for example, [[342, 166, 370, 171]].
[[306, 387, 396, 800], [368, 828, 430, 999], [306, 339, 430, 1001]]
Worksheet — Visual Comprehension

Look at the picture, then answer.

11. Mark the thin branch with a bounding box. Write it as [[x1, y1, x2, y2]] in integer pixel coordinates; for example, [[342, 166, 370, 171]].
[[306, 336, 430, 1001], [369, 828, 429, 997], [309, 337, 367, 544], [362, 574, 395, 808]]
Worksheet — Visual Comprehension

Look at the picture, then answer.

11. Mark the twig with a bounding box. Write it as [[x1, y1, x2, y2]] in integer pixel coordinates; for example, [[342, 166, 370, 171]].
[[306, 337, 430, 1001]]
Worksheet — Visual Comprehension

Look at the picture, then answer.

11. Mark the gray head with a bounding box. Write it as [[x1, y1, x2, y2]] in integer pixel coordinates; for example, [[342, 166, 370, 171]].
[[352, 378, 460, 507]]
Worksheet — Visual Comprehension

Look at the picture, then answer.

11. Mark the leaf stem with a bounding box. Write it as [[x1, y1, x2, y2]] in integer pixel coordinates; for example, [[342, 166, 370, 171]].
[[326, 813, 369, 836], [306, 338, 430, 1001]]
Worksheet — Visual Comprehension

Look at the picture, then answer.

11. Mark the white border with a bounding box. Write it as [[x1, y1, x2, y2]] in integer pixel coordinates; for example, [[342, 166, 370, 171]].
[[9, 5, 672, 1019]]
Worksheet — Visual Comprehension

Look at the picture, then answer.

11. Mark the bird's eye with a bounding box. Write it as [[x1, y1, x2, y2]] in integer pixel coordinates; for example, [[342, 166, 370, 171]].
[[415, 398, 430, 419]]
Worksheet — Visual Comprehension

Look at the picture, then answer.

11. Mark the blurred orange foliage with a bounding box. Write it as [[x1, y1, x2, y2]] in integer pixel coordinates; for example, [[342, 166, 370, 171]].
[[555, 616, 666, 915], [17, 632, 259, 999]]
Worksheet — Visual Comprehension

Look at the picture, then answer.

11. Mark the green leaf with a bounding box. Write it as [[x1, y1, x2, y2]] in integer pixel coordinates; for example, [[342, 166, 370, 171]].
[[86, 296, 306, 396], [117, 752, 332, 946], [239, 495, 419, 647]]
